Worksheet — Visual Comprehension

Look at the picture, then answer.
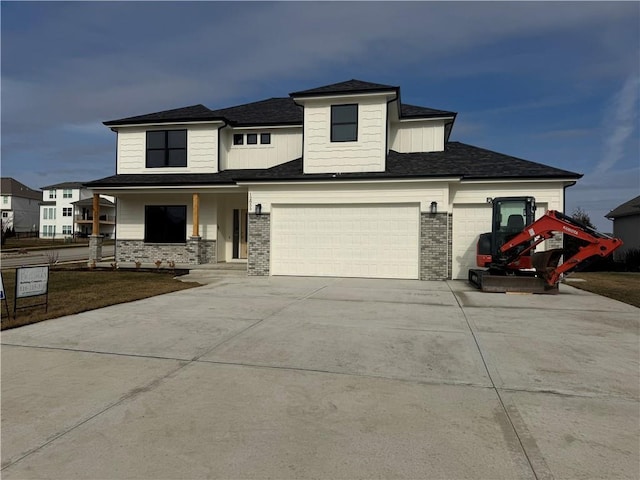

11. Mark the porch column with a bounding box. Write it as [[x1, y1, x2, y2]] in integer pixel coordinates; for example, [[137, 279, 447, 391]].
[[92, 194, 100, 236], [192, 193, 200, 237], [89, 193, 103, 263]]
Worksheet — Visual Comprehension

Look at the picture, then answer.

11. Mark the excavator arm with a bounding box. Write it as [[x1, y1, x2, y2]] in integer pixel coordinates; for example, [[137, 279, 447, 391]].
[[499, 210, 623, 286]]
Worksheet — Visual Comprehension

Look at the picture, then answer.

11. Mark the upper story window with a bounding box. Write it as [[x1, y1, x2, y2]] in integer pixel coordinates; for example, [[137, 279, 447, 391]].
[[232, 132, 272, 146], [49, 190, 57, 199], [331, 104, 358, 142], [63, 207, 72, 217], [63, 189, 72, 198], [2, 196, 8, 204], [146, 130, 187, 168]]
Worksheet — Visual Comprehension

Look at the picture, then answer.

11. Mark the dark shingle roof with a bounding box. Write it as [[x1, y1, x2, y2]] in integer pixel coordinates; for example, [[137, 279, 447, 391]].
[[0, 177, 41, 200], [290, 79, 398, 97], [104, 104, 222, 126], [207, 98, 302, 126], [605, 195, 640, 219], [85, 142, 580, 188], [72, 197, 116, 207], [400, 103, 456, 118], [41, 181, 86, 190]]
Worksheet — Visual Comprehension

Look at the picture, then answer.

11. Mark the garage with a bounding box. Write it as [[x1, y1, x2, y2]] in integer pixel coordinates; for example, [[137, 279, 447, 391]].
[[271, 204, 420, 279], [451, 204, 492, 279]]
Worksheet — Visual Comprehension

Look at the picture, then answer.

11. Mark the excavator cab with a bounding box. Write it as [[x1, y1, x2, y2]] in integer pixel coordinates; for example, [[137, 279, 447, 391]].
[[477, 197, 536, 269]]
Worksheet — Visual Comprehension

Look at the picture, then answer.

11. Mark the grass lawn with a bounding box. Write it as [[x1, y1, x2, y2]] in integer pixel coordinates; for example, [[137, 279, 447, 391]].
[[564, 272, 640, 308], [1, 266, 200, 330]]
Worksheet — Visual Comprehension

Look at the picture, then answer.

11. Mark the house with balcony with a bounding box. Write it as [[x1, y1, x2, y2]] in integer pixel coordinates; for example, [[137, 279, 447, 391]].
[[40, 182, 115, 239], [86, 79, 581, 280], [0, 177, 41, 235]]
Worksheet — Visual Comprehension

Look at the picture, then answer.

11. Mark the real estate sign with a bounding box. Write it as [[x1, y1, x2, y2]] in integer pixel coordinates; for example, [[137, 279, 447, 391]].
[[16, 266, 49, 298]]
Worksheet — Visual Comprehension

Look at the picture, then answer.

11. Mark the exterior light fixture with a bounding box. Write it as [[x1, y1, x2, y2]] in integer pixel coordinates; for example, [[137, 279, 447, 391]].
[[255, 203, 262, 216], [430, 201, 438, 214], [486, 197, 493, 204]]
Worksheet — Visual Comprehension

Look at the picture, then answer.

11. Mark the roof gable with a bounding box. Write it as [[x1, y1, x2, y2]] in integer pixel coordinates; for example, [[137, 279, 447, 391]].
[[0, 177, 41, 200]]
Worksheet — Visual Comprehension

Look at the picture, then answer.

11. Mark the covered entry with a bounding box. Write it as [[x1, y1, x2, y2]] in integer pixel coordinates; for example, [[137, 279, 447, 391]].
[[270, 203, 420, 279]]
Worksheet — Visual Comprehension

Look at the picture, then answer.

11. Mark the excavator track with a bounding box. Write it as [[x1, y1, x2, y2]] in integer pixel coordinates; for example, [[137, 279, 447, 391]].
[[468, 269, 559, 294]]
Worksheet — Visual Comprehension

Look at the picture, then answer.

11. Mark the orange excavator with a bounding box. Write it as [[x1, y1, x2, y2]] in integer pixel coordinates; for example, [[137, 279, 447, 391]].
[[468, 197, 623, 293]]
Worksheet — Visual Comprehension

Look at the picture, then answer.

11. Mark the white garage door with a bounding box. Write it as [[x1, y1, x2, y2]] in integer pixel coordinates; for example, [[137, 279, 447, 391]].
[[271, 204, 419, 279], [452, 204, 492, 279]]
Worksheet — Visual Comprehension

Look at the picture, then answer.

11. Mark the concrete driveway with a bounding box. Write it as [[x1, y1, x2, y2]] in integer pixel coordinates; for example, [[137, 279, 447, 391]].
[[1, 276, 638, 479]]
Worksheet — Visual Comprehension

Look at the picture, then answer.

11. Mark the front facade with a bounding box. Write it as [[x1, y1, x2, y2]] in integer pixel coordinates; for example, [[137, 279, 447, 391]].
[[87, 79, 580, 280], [40, 182, 116, 239], [0, 177, 41, 234]]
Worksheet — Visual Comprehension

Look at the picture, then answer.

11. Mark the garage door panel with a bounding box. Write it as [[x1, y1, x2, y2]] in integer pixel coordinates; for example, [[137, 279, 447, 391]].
[[271, 204, 419, 279]]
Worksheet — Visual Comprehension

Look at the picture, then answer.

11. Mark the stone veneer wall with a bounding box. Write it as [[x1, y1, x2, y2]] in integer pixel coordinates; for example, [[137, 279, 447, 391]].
[[420, 212, 449, 281], [116, 238, 216, 265], [248, 213, 270, 276]]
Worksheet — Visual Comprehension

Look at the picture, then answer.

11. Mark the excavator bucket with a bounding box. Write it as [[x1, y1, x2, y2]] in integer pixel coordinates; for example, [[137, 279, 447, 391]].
[[531, 248, 564, 282]]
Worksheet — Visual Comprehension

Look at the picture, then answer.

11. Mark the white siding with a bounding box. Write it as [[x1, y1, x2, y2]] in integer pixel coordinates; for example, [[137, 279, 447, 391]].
[[248, 181, 449, 214], [116, 124, 220, 174], [303, 98, 387, 174], [389, 121, 446, 153], [220, 128, 302, 170], [116, 193, 218, 241]]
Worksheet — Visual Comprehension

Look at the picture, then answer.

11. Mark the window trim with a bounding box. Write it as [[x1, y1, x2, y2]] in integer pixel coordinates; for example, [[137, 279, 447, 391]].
[[146, 130, 187, 168], [331, 104, 358, 142], [63, 189, 73, 198], [260, 133, 271, 145], [63, 207, 72, 217]]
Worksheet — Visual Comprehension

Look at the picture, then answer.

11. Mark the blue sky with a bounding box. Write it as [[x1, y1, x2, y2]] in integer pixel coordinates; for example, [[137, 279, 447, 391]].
[[2, 1, 638, 231]]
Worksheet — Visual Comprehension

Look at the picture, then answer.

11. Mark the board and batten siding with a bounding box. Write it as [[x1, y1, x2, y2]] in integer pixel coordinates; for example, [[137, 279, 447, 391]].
[[220, 128, 302, 170], [389, 121, 446, 153], [116, 124, 220, 174], [303, 98, 387, 174], [116, 193, 218, 241], [450, 182, 565, 211], [248, 182, 448, 214]]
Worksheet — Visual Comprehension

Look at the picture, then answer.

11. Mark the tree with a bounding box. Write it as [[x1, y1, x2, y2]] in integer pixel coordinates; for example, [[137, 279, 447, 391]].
[[569, 207, 594, 229], [563, 207, 611, 271]]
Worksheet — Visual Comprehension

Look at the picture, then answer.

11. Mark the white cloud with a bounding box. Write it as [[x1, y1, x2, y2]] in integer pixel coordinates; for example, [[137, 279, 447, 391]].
[[594, 74, 640, 176]]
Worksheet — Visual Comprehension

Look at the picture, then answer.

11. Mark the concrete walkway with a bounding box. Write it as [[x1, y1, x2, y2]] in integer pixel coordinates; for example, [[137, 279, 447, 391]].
[[1, 276, 638, 479]]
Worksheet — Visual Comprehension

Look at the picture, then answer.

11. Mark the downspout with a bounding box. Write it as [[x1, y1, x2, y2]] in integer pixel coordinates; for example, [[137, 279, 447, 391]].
[[385, 87, 400, 156]]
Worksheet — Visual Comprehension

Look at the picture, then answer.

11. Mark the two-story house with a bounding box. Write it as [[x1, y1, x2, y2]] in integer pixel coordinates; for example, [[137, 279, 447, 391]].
[[40, 182, 116, 239], [86, 79, 581, 280], [0, 177, 41, 235]]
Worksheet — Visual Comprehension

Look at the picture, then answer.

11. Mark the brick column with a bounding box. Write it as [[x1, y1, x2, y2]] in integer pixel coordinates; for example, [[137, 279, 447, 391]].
[[89, 235, 103, 262], [248, 213, 270, 276], [420, 212, 448, 280]]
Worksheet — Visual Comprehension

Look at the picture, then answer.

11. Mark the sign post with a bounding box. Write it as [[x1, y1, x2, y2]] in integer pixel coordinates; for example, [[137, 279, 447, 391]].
[[0, 272, 9, 321], [14, 266, 49, 317]]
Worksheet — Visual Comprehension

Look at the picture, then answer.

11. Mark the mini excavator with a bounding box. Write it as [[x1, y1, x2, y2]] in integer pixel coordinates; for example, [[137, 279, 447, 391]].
[[468, 197, 623, 294]]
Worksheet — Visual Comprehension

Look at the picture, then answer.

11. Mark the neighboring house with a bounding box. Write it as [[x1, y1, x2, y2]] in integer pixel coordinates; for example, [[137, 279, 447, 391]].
[[0, 177, 41, 234], [40, 182, 115, 239], [605, 195, 640, 261], [86, 79, 581, 280]]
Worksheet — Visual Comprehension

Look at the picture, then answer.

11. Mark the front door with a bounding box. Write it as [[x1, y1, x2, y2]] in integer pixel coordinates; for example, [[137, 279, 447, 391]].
[[232, 209, 248, 259]]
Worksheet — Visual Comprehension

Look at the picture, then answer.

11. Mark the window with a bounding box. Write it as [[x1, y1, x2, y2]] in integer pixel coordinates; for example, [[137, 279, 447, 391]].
[[233, 132, 271, 146], [144, 205, 187, 243], [62, 225, 72, 235], [43, 207, 56, 220], [63, 207, 72, 217], [260, 133, 271, 145], [63, 189, 73, 198], [2, 212, 8, 218], [43, 225, 55, 237], [247, 133, 258, 145], [2, 196, 7, 204], [146, 130, 187, 168], [233, 134, 244, 145], [331, 104, 358, 142], [49, 190, 57, 199]]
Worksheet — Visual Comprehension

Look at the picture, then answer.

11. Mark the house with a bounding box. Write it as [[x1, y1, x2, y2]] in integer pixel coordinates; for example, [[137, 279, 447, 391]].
[[86, 79, 581, 280], [605, 195, 640, 262], [40, 182, 116, 239], [0, 177, 41, 234]]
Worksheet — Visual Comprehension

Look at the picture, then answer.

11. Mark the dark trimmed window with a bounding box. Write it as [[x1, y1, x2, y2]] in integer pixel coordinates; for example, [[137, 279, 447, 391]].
[[146, 130, 187, 168], [260, 133, 271, 144], [63, 207, 72, 217], [247, 133, 258, 145], [331, 104, 358, 142], [233, 134, 244, 145], [144, 205, 187, 243]]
